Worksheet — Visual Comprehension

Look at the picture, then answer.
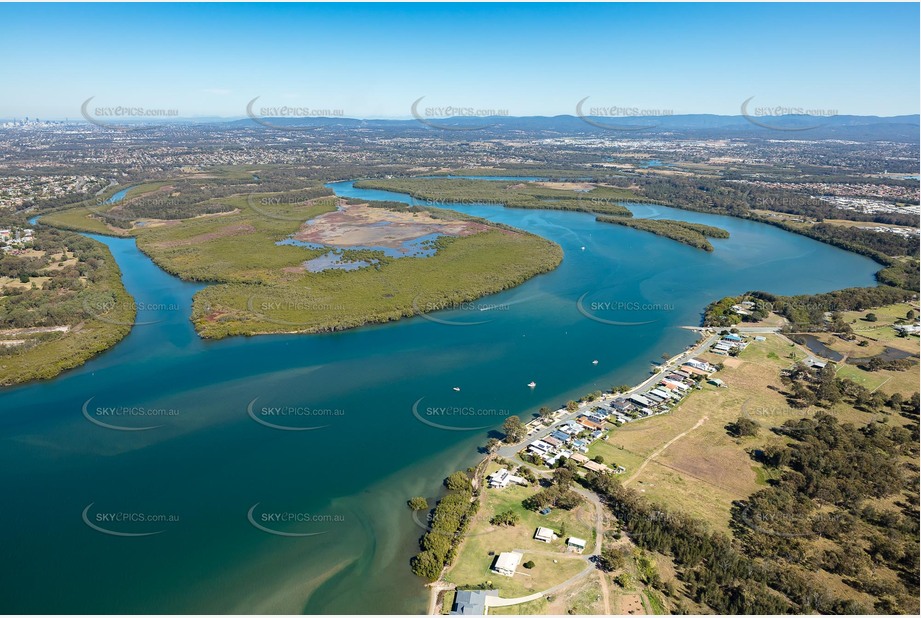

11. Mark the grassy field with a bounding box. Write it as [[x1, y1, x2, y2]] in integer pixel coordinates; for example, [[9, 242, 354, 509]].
[[444, 462, 592, 598], [601, 331, 919, 533]]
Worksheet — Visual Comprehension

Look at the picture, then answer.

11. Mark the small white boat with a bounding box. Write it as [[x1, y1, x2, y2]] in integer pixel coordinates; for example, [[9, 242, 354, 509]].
[[453, 387, 461, 391], [592, 360, 599, 365], [581, 246, 586, 251], [527, 381, 536, 388]]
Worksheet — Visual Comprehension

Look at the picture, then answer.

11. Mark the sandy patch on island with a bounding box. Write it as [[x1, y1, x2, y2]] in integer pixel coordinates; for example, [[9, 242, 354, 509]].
[[533, 181, 596, 192], [291, 202, 491, 250]]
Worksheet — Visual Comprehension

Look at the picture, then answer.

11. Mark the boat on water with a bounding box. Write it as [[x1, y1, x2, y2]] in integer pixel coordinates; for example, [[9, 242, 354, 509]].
[[592, 360, 599, 365], [453, 387, 461, 391], [527, 381, 536, 388]]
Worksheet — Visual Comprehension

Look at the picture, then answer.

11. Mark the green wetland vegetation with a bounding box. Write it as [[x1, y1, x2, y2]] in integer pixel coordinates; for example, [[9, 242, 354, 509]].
[[596, 216, 730, 251], [354, 177, 638, 216], [37, 184, 562, 339]]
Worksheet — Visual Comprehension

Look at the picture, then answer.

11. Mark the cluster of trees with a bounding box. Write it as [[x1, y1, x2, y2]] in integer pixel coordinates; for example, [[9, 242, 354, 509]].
[[583, 471, 871, 614], [595, 216, 729, 252], [489, 510, 519, 526], [354, 177, 636, 216], [804, 222, 918, 258], [858, 356, 917, 373], [410, 470, 478, 582], [0, 222, 116, 330], [622, 174, 920, 292], [635, 174, 919, 228], [739, 286, 916, 332], [736, 413, 919, 613], [521, 467, 583, 512], [876, 259, 920, 292], [782, 361, 920, 418]]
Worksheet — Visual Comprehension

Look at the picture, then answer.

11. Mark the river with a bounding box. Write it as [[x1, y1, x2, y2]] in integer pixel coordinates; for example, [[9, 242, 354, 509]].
[[0, 180, 880, 613]]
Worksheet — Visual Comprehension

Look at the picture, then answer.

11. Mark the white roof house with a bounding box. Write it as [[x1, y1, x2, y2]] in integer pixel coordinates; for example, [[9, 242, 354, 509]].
[[492, 551, 523, 576], [567, 537, 587, 551], [534, 527, 554, 543], [487, 468, 527, 489]]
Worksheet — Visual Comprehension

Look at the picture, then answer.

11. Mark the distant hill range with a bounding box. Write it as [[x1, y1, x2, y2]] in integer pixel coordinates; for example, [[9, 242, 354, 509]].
[[7, 113, 917, 141], [222, 113, 920, 141]]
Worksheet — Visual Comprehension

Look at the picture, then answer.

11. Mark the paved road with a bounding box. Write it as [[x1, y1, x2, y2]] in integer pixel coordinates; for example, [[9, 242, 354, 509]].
[[484, 563, 595, 608]]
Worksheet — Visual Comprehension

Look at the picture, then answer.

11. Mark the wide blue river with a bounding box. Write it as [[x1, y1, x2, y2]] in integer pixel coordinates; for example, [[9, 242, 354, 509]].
[[0, 180, 879, 613]]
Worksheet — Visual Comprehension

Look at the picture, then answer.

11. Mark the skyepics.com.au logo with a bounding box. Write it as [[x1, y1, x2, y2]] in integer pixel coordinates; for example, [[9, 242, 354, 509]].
[[82, 296, 180, 327], [81, 97, 179, 131], [740, 96, 837, 132], [247, 398, 344, 431], [82, 397, 179, 431], [247, 503, 343, 537], [82, 503, 179, 537], [576, 287, 673, 327], [411, 397, 508, 432], [410, 96, 508, 131], [740, 398, 818, 421], [245, 97, 345, 131], [575, 97, 671, 131], [245, 294, 348, 328], [411, 294, 511, 326]]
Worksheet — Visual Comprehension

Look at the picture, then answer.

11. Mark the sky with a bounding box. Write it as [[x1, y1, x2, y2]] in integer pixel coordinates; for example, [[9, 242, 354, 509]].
[[1, 2, 918, 120]]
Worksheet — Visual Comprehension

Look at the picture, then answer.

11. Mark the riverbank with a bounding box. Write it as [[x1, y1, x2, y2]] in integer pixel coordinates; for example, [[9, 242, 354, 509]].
[[0, 221, 136, 387], [427, 314, 919, 614]]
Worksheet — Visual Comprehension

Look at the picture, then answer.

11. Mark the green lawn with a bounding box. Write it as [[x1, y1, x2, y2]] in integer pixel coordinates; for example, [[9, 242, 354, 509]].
[[445, 469, 593, 598]]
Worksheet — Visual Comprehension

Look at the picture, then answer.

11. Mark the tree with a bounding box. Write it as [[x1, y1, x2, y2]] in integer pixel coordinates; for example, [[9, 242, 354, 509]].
[[407, 496, 428, 511], [484, 437, 500, 453], [444, 471, 472, 493], [597, 547, 624, 572], [490, 510, 520, 526], [552, 467, 575, 489], [538, 406, 554, 421], [593, 455, 605, 464], [865, 312, 878, 322], [727, 417, 759, 438], [523, 560, 535, 569], [566, 400, 579, 412], [410, 550, 443, 581], [906, 309, 915, 320], [502, 416, 526, 443]]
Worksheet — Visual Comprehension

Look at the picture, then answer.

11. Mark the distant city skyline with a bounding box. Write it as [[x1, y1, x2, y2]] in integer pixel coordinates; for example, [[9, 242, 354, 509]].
[[1, 2, 918, 119]]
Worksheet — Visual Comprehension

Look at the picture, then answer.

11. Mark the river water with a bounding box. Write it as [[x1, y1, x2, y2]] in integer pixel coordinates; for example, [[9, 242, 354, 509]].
[[0, 180, 880, 613]]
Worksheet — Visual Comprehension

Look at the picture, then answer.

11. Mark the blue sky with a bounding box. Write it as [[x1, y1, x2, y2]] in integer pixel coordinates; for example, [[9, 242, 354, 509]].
[[1, 2, 918, 119]]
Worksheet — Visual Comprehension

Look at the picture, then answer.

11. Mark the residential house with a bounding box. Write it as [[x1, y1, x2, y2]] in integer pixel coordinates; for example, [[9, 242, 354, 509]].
[[487, 468, 527, 489], [534, 527, 554, 543], [450, 589, 498, 615], [582, 460, 608, 473], [492, 551, 523, 576]]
